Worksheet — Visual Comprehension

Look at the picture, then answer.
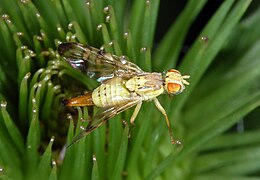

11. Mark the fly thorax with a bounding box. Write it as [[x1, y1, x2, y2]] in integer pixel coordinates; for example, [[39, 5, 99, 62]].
[[125, 76, 145, 93], [125, 73, 164, 100]]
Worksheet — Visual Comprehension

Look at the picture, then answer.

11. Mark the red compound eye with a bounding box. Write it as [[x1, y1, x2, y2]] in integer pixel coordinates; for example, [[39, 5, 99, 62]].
[[167, 83, 181, 94]]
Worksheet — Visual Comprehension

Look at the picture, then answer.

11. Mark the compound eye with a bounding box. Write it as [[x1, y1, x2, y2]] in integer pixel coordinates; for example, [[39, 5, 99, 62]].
[[167, 83, 181, 94]]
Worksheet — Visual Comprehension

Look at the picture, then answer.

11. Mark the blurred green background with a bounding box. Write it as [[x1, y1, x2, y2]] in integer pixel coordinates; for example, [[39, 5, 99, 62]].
[[0, 0, 260, 179]]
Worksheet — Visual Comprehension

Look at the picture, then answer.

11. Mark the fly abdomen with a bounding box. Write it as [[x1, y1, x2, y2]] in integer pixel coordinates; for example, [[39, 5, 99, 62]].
[[62, 92, 94, 106], [92, 77, 131, 107]]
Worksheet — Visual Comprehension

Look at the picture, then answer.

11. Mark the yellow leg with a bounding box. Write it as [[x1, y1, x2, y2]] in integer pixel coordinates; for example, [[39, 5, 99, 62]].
[[130, 102, 142, 124], [154, 98, 178, 144]]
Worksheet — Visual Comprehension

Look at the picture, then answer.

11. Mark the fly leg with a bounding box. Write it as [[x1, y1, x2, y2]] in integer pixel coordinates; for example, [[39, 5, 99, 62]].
[[153, 98, 180, 145], [130, 102, 142, 125]]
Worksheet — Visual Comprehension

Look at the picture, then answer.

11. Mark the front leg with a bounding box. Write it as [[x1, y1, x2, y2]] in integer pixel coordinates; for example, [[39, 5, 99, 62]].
[[130, 102, 142, 125], [153, 98, 179, 145]]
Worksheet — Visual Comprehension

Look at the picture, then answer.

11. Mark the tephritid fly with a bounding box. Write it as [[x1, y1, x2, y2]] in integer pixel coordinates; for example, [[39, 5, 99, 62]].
[[58, 42, 190, 146]]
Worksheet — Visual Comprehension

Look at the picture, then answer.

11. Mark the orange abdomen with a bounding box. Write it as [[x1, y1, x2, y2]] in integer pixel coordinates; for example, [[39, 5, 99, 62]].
[[62, 92, 94, 106]]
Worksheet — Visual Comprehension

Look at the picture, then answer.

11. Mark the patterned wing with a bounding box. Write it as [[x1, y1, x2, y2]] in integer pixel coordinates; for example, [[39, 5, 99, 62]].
[[66, 98, 141, 148], [58, 42, 144, 82]]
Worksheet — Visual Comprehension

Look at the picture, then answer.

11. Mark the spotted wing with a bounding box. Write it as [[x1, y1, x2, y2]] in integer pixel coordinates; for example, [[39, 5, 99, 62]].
[[58, 42, 143, 82], [66, 98, 141, 148]]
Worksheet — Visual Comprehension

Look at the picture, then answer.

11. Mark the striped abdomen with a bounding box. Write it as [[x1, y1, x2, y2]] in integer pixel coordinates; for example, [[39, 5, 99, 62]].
[[92, 77, 132, 107]]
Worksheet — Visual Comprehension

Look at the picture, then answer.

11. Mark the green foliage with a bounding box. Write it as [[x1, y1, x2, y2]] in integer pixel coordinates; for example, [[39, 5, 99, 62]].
[[0, 0, 260, 179]]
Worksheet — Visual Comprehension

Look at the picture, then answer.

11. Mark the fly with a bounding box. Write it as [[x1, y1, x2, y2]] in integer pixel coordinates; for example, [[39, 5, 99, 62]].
[[58, 42, 190, 146]]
